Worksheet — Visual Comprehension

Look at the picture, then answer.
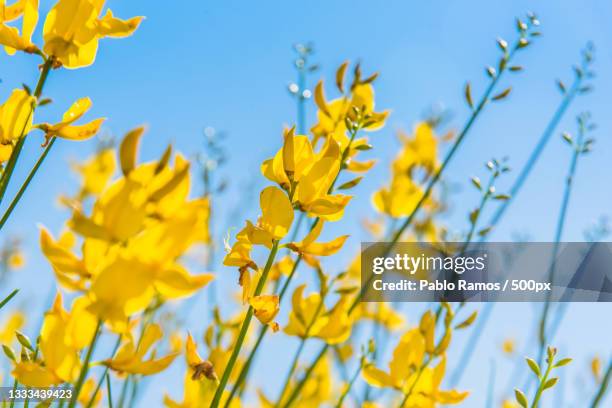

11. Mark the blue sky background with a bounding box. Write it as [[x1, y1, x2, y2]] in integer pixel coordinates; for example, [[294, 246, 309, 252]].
[[1, 0, 611, 406]]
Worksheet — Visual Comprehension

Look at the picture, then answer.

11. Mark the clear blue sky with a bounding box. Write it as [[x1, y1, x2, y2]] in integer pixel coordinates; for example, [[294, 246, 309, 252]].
[[1, 0, 610, 406]]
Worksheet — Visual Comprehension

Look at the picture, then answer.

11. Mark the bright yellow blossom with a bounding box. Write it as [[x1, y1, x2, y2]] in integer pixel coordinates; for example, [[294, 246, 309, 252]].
[[284, 284, 352, 344], [103, 323, 178, 375], [0, 0, 38, 54], [42, 0, 143, 68], [36, 97, 105, 145], [12, 293, 88, 386], [0, 89, 35, 145]]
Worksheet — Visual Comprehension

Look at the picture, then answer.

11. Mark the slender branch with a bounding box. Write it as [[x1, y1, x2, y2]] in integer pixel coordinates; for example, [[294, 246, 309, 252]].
[[0, 138, 57, 230], [210, 241, 280, 407], [537, 120, 586, 366], [591, 359, 612, 408], [0, 289, 18, 310], [334, 356, 365, 408], [68, 319, 103, 408], [86, 333, 123, 408]]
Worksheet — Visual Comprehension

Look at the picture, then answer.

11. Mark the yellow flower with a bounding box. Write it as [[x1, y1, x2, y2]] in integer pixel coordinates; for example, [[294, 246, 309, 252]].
[[78, 377, 101, 407], [261, 127, 315, 189], [36, 97, 105, 145], [12, 293, 87, 387], [262, 129, 352, 221], [311, 77, 388, 149], [502, 338, 516, 355], [7, 249, 25, 269], [502, 400, 520, 408], [42, 0, 143, 68], [0, 88, 35, 144], [363, 328, 468, 406], [0, 311, 25, 343], [259, 356, 332, 408], [74, 148, 116, 197], [250, 294, 279, 329], [103, 323, 178, 375], [356, 303, 405, 330], [591, 356, 602, 382], [0, 0, 38, 54], [284, 284, 351, 344], [286, 220, 348, 257], [294, 137, 352, 221]]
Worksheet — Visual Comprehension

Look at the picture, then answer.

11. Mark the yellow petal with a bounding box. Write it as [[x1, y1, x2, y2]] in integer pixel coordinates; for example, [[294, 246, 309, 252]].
[[185, 333, 202, 367], [119, 126, 145, 175], [97, 9, 143, 38], [250, 295, 279, 325], [362, 364, 394, 388], [54, 118, 105, 141], [155, 264, 213, 299], [12, 362, 60, 387], [0, 89, 34, 143], [259, 186, 293, 239]]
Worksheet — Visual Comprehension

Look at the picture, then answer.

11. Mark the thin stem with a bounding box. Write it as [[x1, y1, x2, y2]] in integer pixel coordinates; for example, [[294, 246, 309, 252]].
[[86, 334, 123, 408], [0, 138, 56, 230], [275, 294, 326, 406], [529, 359, 553, 408], [537, 125, 584, 366], [482, 56, 588, 238], [106, 373, 114, 408], [280, 344, 327, 408], [8, 378, 17, 408], [210, 241, 280, 408], [68, 319, 102, 408], [334, 358, 364, 408], [389, 50, 515, 247], [0, 289, 18, 310], [451, 58, 588, 388], [399, 355, 433, 407], [591, 359, 612, 408], [275, 339, 307, 406]]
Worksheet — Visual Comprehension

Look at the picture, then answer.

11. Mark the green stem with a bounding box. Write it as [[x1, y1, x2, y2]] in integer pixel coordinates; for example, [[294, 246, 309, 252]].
[[275, 294, 326, 406], [0, 137, 57, 231], [400, 356, 432, 408], [0, 289, 18, 310], [529, 360, 553, 408], [210, 241, 280, 408], [537, 123, 585, 366], [85, 333, 123, 408], [280, 344, 327, 408], [334, 358, 364, 408], [106, 373, 114, 408], [8, 378, 17, 408], [591, 359, 612, 408], [68, 319, 102, 408]]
